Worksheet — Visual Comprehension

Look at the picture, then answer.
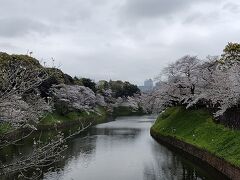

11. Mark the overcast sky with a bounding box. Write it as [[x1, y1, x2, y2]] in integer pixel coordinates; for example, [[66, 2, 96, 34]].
[[0, 0, 240, 85]]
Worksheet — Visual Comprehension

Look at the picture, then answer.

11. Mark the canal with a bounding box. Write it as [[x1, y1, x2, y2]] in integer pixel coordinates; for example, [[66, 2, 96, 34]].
[[40, 116, 227, 180]]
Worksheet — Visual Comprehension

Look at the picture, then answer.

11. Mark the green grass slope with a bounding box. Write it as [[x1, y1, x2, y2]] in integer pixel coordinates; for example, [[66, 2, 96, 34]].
[[151, 106, 240, 167], [112, 106, 145, 117], [40, 106, 109, 126]]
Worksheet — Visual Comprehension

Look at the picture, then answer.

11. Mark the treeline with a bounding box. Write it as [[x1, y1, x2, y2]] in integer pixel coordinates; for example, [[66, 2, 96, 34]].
[[0, 52, 141, 128], [0, 52, 142, 177], [143, 42, 240, 128], [73, 78, 140, 98]]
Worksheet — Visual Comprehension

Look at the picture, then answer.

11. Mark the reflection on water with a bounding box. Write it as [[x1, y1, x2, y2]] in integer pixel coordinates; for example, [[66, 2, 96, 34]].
[[40, 116, 227, 180]]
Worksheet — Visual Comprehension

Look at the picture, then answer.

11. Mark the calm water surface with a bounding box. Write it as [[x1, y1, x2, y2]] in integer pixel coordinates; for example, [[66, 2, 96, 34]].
[[41, 116, 227, 180]]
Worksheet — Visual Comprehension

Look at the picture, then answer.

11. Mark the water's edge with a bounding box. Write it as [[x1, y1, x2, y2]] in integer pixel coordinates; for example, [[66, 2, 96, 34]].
[[150, 128, 240, 180], [1, 116, 230, 179], [1, 115, 114, 142]]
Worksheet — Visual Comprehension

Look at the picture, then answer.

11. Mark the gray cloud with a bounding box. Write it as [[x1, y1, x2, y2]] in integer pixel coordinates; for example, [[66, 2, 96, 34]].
[[183, 11, 220, 25], [122, 0, 192, 19], [120, 0, 222, 21], [222, 2, 240, 13], [0, 18, 50, 37], [0, 0, 239, 85]]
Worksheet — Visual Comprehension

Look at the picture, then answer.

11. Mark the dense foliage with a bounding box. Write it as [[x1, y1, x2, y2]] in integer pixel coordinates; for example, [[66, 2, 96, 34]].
[[0, 53, 50, 129], [0, 52, 142, 129], [0, 51, 142, 178], [108, 80, 140, 98], [74, 77, 97, 92], [143, 43, 240, 125]]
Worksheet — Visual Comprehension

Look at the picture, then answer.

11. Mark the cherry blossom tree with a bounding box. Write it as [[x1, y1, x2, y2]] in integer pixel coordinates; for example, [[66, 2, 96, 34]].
[[0, 57, 91, 178], [0, 58, 51, 130], [145, 55, 202, 113], [50, 84, 97, 113], [143, 43, 240, 119]]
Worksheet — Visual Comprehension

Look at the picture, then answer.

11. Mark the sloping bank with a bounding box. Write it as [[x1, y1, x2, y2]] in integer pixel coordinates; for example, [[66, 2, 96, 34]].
[[39, 106, 144, 130], [150, 106, 240, 180], [1, 106, 144, 142], [0, 107, 108, 141], [38, 106, 110, 130]]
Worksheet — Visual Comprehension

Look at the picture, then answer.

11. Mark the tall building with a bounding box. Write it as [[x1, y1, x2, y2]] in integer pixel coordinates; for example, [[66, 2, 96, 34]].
[[144, 79, 153, 89], [138, 79, 154, 92]]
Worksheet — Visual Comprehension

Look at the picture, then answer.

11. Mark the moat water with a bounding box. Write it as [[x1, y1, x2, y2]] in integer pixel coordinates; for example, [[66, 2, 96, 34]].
[[1, 116, 227, 180]]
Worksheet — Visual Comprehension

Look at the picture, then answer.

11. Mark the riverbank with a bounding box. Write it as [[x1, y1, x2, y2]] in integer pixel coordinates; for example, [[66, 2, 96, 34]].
[[150, 106, 240, 179], [39, 105, 145, 130], [3, 115, 226, 180], [0, 106, 143, 142], [112, 106, 145, 117], [39, 106, 111, 130]]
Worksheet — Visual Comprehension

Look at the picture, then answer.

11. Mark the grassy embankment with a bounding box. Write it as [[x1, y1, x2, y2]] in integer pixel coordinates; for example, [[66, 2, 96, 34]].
[[151, 106, 240, 167], [0, 123, 12, 134], [40, 106, 109, 126], [0, 108, 108, 137], [0, 106, 144, 135], [112, 106, 145, 117], [40, 106, 144, 126]]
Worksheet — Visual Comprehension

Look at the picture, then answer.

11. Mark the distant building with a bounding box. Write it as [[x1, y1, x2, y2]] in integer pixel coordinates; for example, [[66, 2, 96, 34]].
[[155, 81, 161, 88], [138, 79, 154, 92], [144, 79, 153, 89]]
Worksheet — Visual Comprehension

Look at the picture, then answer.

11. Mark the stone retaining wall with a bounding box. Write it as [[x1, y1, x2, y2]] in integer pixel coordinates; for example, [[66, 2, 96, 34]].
[[151, 129, 240, 180]]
